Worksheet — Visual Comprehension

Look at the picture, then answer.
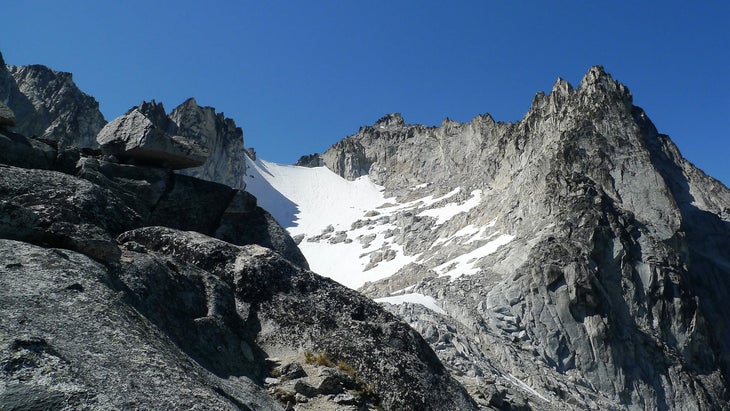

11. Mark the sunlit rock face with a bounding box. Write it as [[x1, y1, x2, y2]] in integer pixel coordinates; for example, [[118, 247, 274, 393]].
[[250, 66, 730, 409], [97, 98, 248, 189], [169, 97, 249, 190]]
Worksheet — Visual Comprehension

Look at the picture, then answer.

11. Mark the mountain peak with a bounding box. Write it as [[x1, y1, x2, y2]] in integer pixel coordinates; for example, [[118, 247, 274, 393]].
[[179, 97, 200, 109], [374, 113, 405, 129], [551, 76, 573, 96], [579, 65, 633, 103], [137, 99, 168, 120]]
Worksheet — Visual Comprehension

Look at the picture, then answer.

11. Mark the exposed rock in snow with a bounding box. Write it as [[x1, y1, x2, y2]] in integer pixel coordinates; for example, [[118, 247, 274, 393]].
[[375, 293, 446, 315]]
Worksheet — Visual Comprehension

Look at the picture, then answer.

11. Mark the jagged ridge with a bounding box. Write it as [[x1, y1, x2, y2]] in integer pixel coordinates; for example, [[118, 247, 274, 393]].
[[303, 66, 730, 409]]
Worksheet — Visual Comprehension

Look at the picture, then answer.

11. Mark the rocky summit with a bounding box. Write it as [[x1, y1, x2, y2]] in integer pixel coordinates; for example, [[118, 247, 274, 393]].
[[248, 66, 730, 410], [0, 53, 106, 150], [99, 98, 249, 189], [1, 50, 729, 411]]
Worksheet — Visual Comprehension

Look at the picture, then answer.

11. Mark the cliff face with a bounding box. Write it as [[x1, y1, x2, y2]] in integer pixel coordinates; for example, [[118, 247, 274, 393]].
[[98, 98, 249, 189], [0, 53, 106, 149], [170, 98, 249, 189], [316, 67, 730, 409]]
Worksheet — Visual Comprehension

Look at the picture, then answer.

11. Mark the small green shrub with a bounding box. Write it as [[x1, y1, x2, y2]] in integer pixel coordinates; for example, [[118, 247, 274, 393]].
[[337, 360, 356, 377], [303, 351, 334, 367]]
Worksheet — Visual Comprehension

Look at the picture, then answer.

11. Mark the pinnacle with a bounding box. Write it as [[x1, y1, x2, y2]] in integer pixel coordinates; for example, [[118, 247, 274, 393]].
[[181, 97, 199, 107], [581, 65, 612, 85], [374, 113, 406, 129], [551, 77, 573, 96], [138, 99, 167, 118], [578, 65, 633, 103]]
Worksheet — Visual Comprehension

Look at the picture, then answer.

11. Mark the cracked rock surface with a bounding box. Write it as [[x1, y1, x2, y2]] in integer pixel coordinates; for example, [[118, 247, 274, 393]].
[[316, 66, 730, 410]]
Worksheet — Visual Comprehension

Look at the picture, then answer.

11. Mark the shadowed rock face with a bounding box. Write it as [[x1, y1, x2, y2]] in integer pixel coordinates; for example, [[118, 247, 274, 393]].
[[0, 52, 105, 149], [0, 147, 308, 270], [0, 101, 14, 126], [322, 67, 730, 409]]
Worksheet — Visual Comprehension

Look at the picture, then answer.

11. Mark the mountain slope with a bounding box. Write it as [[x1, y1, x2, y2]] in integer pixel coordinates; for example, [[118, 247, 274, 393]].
[[247, 67, 730, 410], [246, 156, 516, 291], [0, 52, 478, 411]]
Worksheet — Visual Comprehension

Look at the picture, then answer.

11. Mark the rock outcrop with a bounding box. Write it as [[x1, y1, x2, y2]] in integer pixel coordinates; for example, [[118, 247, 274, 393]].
[[0, 239, 282, 410], [0, 52, 105, 148], [294, 153, 323, 168], [311, 66, 730, 410], [171, 98, 249, 189], [0, 140, 475, 409], [0, 101, 14, 126], [97, 103, 208, 170], [0, 160, 309, 270], [98, 98, 248, 189]]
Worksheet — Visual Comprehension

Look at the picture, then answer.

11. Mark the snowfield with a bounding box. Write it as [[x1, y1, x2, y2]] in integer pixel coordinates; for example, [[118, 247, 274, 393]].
[[245, 156, 387, 236], [245, 156, 515, 292]]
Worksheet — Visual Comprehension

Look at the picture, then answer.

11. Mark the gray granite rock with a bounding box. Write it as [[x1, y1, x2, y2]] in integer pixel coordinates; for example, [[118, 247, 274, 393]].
[[0, 239, 281, 410], [116, 226, 477, 411], [0, 101, 15, 126], [294, 153, 322, 168], [97, 106, 208, 169], [322, 66, 730, 410], [171, 97, 248, 189], [0, 120, 474, 409], [0, 130, 56, 170], [4, 62, 105, 148]]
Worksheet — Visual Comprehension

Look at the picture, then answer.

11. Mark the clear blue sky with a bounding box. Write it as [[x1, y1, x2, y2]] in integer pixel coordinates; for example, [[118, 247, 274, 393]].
[[2, 1, 728, 186]]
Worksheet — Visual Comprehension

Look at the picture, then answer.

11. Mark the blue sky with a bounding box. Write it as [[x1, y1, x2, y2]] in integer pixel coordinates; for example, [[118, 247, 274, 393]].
[[2, 1, 728, 185]]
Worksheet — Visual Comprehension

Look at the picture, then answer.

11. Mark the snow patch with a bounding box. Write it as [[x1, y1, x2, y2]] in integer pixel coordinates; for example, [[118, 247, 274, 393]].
[[245, 157, 516, 290], [296, 241, 409, 289], [375, 293, 446, 315], [505, 373, 550, 403], [436, 234, 515, 279], [418, 189, 482, 225]]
